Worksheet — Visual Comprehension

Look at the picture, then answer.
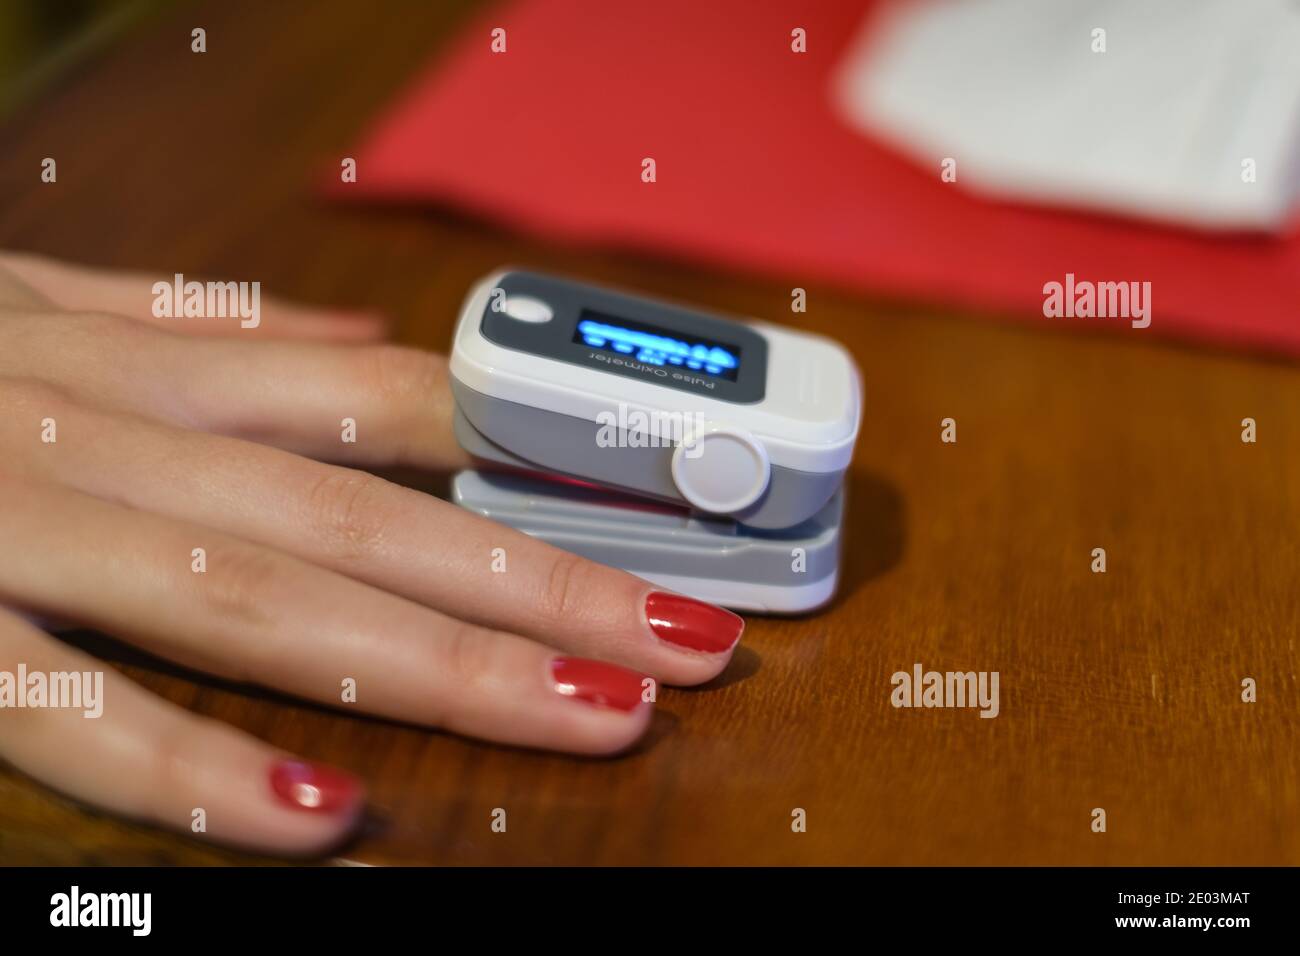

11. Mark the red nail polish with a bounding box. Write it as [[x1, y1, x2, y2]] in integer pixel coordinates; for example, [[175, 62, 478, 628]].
[[551, 657, 646, 712], [269, 759, 364, 814], [645, 591, 744, 653]]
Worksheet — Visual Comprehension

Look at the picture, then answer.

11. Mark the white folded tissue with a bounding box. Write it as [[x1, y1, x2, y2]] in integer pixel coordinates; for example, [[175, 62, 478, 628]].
[[833, 0, 1300, 232]]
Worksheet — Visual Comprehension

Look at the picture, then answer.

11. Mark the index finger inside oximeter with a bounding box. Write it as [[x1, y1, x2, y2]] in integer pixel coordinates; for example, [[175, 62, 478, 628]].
[[450, 270, 862, 529]]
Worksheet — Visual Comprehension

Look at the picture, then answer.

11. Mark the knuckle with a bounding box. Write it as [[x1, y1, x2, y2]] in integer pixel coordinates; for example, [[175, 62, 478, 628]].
[[353, 344, 441, 406], [304, 469, 392, 563], [435, 622, 500, 703], [538, 552, 588, 624], [351, 345, 447, 465], [0, 375, 76, 414], [195, 543, 283, 632], [0, 377, 81, 477], [142, 717, 203, 823], [349, 346, 443, 465]]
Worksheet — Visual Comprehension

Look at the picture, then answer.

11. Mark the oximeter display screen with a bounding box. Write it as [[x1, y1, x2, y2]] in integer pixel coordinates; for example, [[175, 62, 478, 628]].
[[573, 310, 740, 382]]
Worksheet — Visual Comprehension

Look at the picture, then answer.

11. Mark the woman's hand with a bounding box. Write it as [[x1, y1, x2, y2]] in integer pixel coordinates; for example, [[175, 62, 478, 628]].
[[0, 253, 743, 855]]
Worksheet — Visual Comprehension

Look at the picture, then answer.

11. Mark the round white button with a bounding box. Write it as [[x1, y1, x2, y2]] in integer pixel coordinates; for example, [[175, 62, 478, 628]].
[[671, 426, 770, 515], [500, 295, 553, 323]]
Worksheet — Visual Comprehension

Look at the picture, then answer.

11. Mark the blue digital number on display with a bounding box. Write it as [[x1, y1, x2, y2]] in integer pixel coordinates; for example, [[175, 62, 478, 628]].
[[575, 313, 740, 381]]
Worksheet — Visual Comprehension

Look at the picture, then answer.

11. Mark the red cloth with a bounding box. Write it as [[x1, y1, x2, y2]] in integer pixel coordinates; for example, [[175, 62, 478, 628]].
[[337, 0, 1300, 356]]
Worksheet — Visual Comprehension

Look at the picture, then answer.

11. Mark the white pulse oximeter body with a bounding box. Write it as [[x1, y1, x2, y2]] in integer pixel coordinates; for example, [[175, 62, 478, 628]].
[[449, 270, 862, 529]]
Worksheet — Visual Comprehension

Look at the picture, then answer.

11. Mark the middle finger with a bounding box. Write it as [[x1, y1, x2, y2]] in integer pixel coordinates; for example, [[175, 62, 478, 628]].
[[1, 381, 741, 686]]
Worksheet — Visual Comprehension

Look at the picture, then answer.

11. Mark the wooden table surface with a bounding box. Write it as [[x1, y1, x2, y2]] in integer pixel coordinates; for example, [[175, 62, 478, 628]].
[[1, 0, 1296, 866]]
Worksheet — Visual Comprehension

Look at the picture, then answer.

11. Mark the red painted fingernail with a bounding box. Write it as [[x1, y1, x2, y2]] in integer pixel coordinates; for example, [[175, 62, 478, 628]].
[[645, 591, 744, 653], [551, 657, 646, 712], [269, 759, 364, 814]]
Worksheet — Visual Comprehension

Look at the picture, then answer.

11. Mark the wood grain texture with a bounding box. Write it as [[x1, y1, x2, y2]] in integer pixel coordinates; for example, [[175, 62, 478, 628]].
[[0, 0, 1296, 866]]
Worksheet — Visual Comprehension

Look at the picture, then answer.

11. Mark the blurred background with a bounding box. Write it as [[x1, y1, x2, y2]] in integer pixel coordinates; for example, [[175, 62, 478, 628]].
[[3, 0, 1298, 353], [0, 1, 161, 118]]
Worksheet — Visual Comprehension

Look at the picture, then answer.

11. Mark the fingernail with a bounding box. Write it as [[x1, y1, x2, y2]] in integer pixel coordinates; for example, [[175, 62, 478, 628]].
[[645, 591, 744, 654], [269, 759, 364, 814], [551, 656, 646, 712]]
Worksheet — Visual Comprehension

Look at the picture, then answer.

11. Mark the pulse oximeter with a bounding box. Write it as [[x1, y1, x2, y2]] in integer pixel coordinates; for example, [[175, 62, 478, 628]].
[[449, 270, 862, 528]]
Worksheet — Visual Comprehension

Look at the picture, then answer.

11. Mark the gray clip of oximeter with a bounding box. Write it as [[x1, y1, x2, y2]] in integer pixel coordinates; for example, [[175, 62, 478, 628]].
[[452, 469, 844, 613]]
